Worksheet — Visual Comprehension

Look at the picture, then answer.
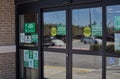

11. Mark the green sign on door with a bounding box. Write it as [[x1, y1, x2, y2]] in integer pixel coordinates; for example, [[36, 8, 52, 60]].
[[31, 34, 38, 42], [57, 24, 66, 35], [24, 22, 36, 33], [24, 50, 38, 69], [114, 16, 120, 31], [92, 25, 102, 36], [24, 50, 29, 67]]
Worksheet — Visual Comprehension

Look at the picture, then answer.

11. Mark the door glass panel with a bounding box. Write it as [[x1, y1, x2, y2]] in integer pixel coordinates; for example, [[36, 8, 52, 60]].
[[72, 7, 102, 51], [107, 5, 120, 53], [19, 49, 39, 79], [43, 11, 66, 49], [106, 57, 120, 79], [44, 51, 66, 79], [106, 4, 120, 79], [73, 54, 102, 79], [19, 14, 38, 47]]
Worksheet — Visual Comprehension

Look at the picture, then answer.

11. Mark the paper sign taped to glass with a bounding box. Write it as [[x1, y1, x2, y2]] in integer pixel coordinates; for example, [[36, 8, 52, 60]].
[[24, 50, 38, 68]]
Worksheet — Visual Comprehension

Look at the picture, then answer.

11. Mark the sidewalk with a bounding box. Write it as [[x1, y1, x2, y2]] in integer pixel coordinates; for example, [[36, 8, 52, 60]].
[[44, 65, 120, 79], [44, 66, 100, 79]]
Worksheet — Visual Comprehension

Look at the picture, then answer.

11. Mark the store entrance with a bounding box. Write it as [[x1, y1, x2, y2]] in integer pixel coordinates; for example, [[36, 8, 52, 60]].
[[17, 1, 120, 79], [42, 4, 102, 79]]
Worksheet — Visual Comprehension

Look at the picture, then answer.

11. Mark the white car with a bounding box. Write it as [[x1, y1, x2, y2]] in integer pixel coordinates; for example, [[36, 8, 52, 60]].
[[51, 37, 65, 46], [94, 38, 102, 44]]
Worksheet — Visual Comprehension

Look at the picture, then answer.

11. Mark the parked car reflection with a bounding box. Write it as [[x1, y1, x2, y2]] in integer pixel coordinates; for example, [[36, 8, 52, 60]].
[[81, 37, 102, 44], [107, 34, 114, 41], [44, 36, 65, 46], [51, 37, 65, 46]]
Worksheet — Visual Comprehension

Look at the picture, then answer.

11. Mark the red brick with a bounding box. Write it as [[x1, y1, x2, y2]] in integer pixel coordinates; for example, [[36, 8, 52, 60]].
[[0, 0, 16, 79], [0, 0, 15, 45]]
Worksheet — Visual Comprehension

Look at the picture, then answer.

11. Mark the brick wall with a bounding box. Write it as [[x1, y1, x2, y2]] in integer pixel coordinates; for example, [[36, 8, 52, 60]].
[[0, 0, 16, 79], [0, 53, 16, 79], [0, 0, 15, 46]]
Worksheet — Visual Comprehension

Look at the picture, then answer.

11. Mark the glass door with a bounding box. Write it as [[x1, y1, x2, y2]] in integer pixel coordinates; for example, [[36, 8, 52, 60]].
[[42, 4, 103, 79], [19, 14, 39, 79], [71, 4, 103, 79], [106, 5, 120, 79], [17, 1, 120, 79], [42, 8, 67, 79]]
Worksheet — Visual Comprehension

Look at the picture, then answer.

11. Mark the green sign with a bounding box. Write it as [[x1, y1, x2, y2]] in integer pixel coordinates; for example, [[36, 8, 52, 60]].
[[29, 50, 33, 59], [33, 51, 38, 60], [24, 61, 29, 67], [24, 50, 29, 67], [29, 59, 34, 68], [24, 22, 36, 33], [114, 16, 120, 31], [24, 50, 38, 68], [34, 60, 38, 68], [57, 24, 66, 35], [33, 51, 38, 68], [92, 25, 102, 36], [31, 34, 38, 42]]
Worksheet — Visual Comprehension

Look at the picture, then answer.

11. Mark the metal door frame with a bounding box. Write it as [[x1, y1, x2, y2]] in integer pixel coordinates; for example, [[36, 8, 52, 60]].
[[16, 0, 120, 79], [41, 2, 103, 79]]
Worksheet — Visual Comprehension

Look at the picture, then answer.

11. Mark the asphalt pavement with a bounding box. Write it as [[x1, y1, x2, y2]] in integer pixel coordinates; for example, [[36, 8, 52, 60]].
[[44, 51, 120, 79], [43, 40, 118, 79]]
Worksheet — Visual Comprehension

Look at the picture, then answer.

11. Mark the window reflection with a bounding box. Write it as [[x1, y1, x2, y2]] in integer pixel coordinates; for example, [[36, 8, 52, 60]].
[[72, 7, 102, 50], [73, 55, 102, 79], [106, 57, 120, 79], [107, 5, 120, 52], [43, 11, 66, 49], [44, 51, 66, 79]]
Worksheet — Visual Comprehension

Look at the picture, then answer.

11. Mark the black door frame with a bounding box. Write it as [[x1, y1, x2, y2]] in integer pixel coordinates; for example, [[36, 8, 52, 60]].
[[16, 0, 120, 79], [41, 2, 103, 79], [41, 6, 71, 79]]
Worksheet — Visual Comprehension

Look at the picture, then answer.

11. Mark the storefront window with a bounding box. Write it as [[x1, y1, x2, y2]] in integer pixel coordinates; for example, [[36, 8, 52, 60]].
[[106, 5, 120, 79], [73, 55, 102, 79], [19, 14, 38, 47], [106, 57, 120, 79], [107, 5, 120, 52], [43, 11, 66, 49], [19, 49, 39, 79], [44, 51, 66, 79], [72, 7, 102, 51]]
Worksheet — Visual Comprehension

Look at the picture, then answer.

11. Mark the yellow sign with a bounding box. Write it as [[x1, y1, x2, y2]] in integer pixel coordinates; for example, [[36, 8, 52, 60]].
[[51, 27, 57, 36], [83, 26, 91, 37]]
